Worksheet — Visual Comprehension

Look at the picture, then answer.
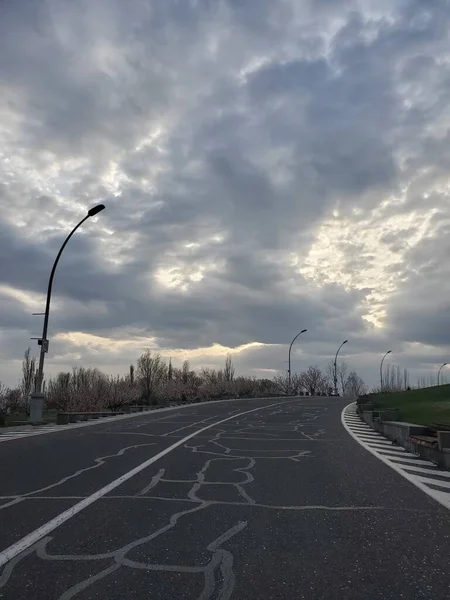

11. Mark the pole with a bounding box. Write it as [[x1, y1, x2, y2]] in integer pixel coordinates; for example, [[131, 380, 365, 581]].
[[34, 215, 89, 395], [29, 205, 105, 421], [333, 340, 348, 396], [438, 363, 447, 386], [380, 350, 392, 393], [288, 329, 307, 395]]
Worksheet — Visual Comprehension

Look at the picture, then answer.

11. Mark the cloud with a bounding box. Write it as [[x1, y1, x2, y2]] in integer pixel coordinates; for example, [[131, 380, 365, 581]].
[[1, 0, 449, 389]]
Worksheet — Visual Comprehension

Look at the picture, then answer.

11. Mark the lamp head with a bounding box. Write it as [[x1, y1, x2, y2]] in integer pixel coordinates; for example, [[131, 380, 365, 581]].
[[88, 204, 106, 217]]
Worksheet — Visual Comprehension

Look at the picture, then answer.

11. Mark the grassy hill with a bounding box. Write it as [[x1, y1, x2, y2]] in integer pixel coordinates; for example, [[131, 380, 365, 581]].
[[370, 384, 450, 426]]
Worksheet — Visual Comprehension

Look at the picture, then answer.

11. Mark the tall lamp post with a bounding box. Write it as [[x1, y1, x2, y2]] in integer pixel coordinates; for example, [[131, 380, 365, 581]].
[[380, 350, 392, 393], [438, 362, 448, 386], [29, 204, 106, 422], [333, 340, 348, 396], [288, 329, 307, 395]]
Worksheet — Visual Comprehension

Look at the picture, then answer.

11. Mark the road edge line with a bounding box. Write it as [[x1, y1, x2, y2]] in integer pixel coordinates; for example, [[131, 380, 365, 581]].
[[0, 396, 287, 444], [341, 402, 450, 512]]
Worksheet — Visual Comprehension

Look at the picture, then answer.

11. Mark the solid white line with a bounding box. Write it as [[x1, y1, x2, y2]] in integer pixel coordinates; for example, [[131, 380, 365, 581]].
[[346, 428, 373, 433], [0, 399, 291, 568], [341, 403, 450, 512], [364, 439, 393, 445], [415, 476, 450, 490], [372, 450, 409, 458], [0, 396, 281, 445], [372, 446, 408, 454], [400, 465, 450, 477], [366, 443, 399, 450], [387, 456, 436, 466]]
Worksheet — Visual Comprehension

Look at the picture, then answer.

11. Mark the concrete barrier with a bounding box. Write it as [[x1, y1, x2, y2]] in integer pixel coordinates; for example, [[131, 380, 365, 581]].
[[361, 411, 450, 470], [438, 431, 450, 451]]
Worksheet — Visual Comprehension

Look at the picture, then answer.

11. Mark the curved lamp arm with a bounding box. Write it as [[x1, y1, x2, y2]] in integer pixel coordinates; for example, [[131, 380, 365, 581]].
[[288, 329, 307, 394], [34, 204, 105, 393]]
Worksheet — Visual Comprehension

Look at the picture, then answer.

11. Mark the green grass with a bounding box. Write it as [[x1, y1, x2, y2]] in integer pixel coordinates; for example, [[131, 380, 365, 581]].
[[370, 384, 450, 426]]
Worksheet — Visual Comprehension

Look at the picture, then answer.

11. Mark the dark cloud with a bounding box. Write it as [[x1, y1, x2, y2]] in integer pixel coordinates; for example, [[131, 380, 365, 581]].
[[1, 0, 450, 388]]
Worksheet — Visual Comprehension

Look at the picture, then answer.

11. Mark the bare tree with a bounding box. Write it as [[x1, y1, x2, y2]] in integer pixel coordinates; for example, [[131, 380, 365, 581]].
[[273, 373, 290, 395], [300, 366, 327, 396], [338, 360, 349, 396], [182, 360, 190, 385], [0, 382, 9, 413], [224, 354, 235, 382], [403, 368, 410, 390], [200, 367, 218, 386], [47, 372, 71, 410], [106, 375, 140, 411], [21, 347, 36, 411], [46, 368, 109, 412], [346, 372, 367, 396], [325, 359, 349, 395], [137, 350, 168, 405], [381, 364, 404, 392]]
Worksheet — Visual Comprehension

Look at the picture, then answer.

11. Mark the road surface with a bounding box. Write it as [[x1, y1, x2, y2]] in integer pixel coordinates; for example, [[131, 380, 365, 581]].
[[1, 396, 450, 599]]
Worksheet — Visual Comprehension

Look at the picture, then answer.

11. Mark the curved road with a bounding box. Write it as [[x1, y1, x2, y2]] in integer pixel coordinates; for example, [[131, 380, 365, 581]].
[[1, 396, 450, 599]]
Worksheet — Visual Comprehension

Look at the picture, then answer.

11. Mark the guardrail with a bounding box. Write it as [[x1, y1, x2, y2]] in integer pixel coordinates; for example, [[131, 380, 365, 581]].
[[56, 405, 153, 425]]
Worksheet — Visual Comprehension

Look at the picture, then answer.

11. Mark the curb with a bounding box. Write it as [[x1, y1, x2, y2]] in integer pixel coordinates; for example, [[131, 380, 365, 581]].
[[342, 402, 450, 511]]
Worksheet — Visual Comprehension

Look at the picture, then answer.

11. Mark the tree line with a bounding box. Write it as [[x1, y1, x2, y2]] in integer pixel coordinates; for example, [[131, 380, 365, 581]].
[[378, 363, 448, 393], [0, 348, 368, 415]]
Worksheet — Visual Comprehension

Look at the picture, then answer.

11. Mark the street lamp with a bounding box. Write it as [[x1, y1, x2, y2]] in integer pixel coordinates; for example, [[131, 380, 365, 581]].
[[438, 362, 448, 386], [333, 340, 348, 396], [288, 329, 307, 395], [380, 350, 392, 393], [29, 204, 106, 422]]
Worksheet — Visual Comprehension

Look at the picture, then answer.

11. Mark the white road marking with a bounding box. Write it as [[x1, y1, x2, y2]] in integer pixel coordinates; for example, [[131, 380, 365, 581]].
[[366, 444, 402, 451], [342, 403, 450, 512], [401, 465, 450, 477], [387, 456, 438, 466], [349, 428, 378, 434], [365, 440, 394, 446], [0, 399, 292, 569], [0, 396, 276, 444], [415, 476, 450, 489]]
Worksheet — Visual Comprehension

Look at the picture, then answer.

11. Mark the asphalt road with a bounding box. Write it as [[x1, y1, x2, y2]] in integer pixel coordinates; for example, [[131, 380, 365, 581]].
[[1, 396, 450, 599]]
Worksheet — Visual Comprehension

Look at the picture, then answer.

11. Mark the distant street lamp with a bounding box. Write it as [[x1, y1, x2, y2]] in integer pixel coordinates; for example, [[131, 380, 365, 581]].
[[288, 329, 307, 395], [380, 350, 392, 393], [438, 362, 448, 386], [333, 340, 348, 396], [29, 204, 106, 422]]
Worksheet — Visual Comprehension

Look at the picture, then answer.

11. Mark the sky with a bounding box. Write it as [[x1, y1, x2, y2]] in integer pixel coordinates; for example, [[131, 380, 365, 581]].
[[1, 0, 449, 390]]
